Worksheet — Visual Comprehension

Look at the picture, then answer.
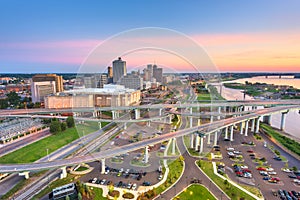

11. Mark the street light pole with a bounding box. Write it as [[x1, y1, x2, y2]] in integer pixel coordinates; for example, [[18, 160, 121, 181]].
[[46, 148, 49, 161]]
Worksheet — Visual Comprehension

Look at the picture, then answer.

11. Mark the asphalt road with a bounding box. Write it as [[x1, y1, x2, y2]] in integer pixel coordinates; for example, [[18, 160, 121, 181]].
[[0, 129, 51, 157]]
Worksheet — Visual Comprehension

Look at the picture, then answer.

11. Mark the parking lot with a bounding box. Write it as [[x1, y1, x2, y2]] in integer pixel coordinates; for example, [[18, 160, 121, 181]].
[[218, 129, 300, 200], [80, 161, 163, 191]]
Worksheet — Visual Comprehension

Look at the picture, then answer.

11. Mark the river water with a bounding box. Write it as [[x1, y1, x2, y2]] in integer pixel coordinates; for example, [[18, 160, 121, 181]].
[[217, 76, 300, 139]]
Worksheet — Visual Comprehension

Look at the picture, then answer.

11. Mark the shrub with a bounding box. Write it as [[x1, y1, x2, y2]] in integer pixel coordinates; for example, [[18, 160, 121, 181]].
[[50, 121, 61, 134]]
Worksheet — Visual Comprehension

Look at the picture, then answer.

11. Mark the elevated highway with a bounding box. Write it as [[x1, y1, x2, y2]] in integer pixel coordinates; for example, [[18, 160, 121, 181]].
[[0, 104, 298, 173], [0, 100, 300, 115]]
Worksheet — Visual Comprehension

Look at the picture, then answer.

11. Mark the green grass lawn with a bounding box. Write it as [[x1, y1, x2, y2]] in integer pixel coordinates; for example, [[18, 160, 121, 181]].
[[154, 158, 184, 195], [174, 184, 216, 200], [261, 123, 300, 156], [0, 122, 107, 164], [197, 93, 211, 101], [198, 160, 256, 200]]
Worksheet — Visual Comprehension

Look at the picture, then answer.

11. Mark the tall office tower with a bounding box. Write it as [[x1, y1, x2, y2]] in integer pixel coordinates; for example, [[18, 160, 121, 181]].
[[113, 57, 127, 83], [31, 74, 63, 103], [143, 68, 151, 81], [107, 66, 113, 78], [153, 64, 163, 83], [147, 64, 153, 74]]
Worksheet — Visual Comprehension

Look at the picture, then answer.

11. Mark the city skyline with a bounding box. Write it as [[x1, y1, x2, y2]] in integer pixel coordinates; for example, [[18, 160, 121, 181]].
[[0, 1, 300, 73]]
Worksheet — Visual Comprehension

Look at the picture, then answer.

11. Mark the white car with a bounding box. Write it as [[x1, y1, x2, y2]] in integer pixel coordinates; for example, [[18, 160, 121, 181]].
[[282, 168, 292, 173], [119, 168, 124, 173], [127, 183, 132, 189], [233, 151, 241, 155], [105, 169, 110, 175], [268, 171, 277, 175], [240, 165, 248, 169], [244, 172, 252, 178], [100, 179, 106, 185], [158, 174, 163, 180], [92, 178, 97, 184], [266, 168, 274, 172], [132, 183, 137, 190], [293, 179, 300, 183], [227, 147, 235, 151]]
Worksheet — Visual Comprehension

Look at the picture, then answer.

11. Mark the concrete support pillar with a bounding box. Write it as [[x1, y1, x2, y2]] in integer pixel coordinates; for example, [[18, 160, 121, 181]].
[[189, 117, 193, 128], [147, 121, 151, 127], [172, 138, 176, 155], [230, 125, 234, 141], [60, 166, 67, 179], [224, 127, 228, 139], [240, 122, 244, 135], [255, 117, 260, 133], [251, 118, 255, 132], [280, 112, 288, 130], [93, 112, 96, 118], [189, 107, 193, 114], [135, 109, 140, 119], [159, 108, 162, 116], [168, 115, 172, 124], [98, 122, 102, 129], [217, 107, 221, 120], [244, 120, 249, 136], [124, 122, 127, 130], [214, 131, 218, 146], [200, 136, 204, 153], [19, 171, 30, 179], [144, 146, 149, 163], [112, 111, 115, 120], [197, 119, 201, 126], [190, 134, 194, 149], [101, 158, 105, 174], [195, 135, 200, 151], [207, 133, 211, 144], [210, 115, 214, 123]]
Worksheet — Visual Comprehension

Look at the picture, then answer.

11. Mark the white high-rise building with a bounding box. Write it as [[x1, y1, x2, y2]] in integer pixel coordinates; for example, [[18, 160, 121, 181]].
[[113, 57, 127, 83]]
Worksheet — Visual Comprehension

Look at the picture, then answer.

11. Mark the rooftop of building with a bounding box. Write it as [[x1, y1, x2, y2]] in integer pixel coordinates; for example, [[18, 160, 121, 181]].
[[65, 84, 137, 95]]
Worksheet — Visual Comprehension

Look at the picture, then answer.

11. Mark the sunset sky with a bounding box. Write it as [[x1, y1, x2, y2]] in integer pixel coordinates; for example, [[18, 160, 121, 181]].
[[0, 1, 300, 73]]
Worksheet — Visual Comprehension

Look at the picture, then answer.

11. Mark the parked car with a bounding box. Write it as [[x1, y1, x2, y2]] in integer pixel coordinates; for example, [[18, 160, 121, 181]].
[[244, 172, 252, 178], [132, 183, 137, 190], [247, 150, 254, 153], [260, 171, 268, 176], [268, 171, 277, 175], [142, 181, 151, 186], [266, 168, 274, 172], [257, 167, 266, 171], [100, 179, 106, 185], [227, 147, 235, 151], [158, 174, 163, 180], [274, 156, 282, 161], [92, 178, 97, 184]]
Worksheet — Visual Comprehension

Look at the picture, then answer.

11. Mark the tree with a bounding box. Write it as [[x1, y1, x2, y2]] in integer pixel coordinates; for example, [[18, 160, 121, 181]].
[[50, 121, 61, 134], [0, 99, 8, 109], [66, 116, 75, 128], [61, 122, 67, 131], [7, 91, 21, 108]]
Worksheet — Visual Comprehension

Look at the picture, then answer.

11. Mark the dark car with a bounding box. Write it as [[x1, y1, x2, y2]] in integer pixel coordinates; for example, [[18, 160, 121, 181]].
[[291, 191, 299, 198], [142, 181, 151, 186], [117, 181, 123, 187], [273, 156, 282, 161]]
